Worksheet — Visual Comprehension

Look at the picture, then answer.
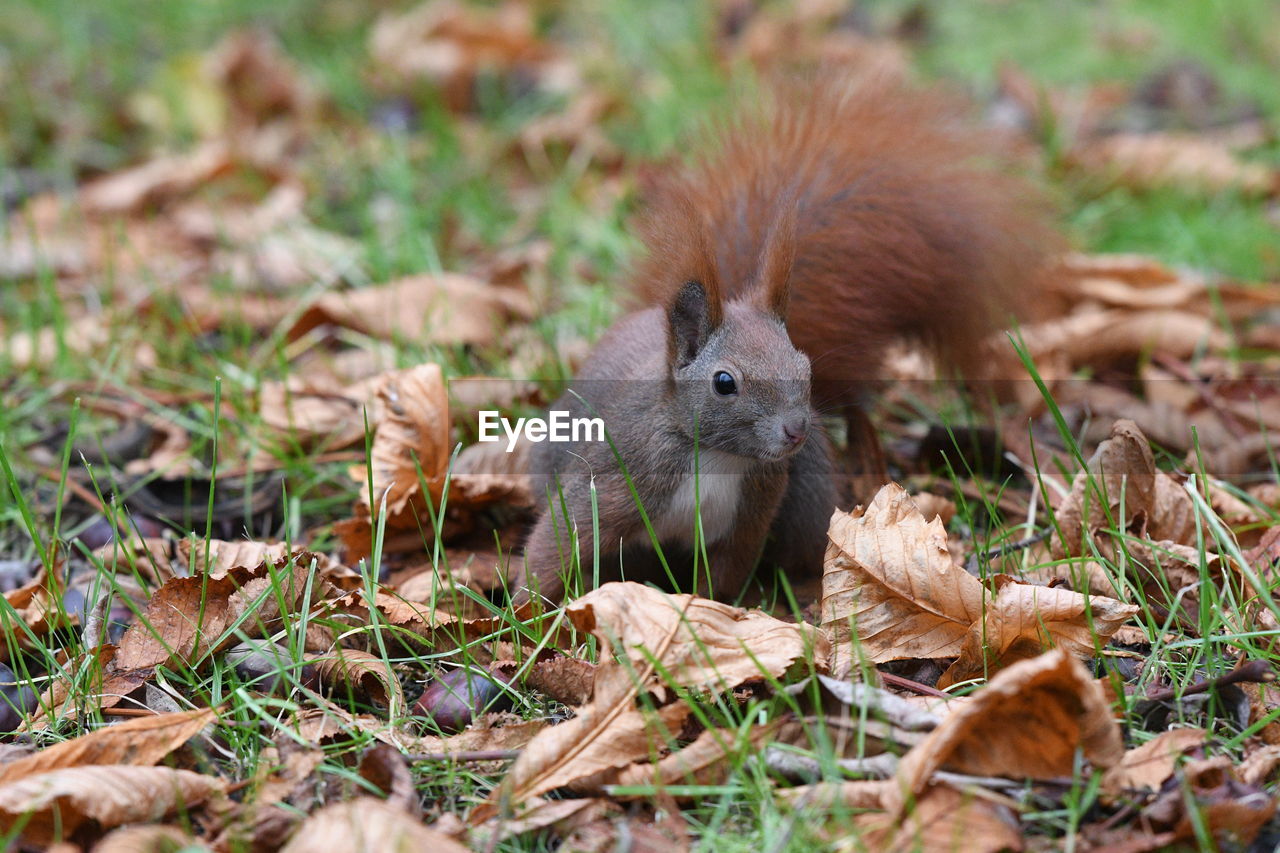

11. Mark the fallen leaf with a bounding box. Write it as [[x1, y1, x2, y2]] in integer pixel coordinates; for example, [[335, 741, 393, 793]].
[[368, 0, 577, 112], [1102, 727, 1205, 797], [479, 582, 824, 818], [288, 275, 533, 348], [80, 141, 233, 214], [1140, 756, 1275, 847], [1054, 420, 1158, 557], [281, 796, 468, 852], [1239, 743, 1280, 785], [1073, 132, 1278, 196], [112, 550, 317, 673], [0, 765, 225, 847], [938, 578, 1138, 688], [573, 583, 825, 693], [94, 824, 204, 852], [886, 649, 1123, 815], [858, 783, 1024, 853], [598, 721, 783, 797], [313, 648, 406, 713], [0, 707, 217, 785], [469, 796, 617, 847], [822, 483, 985, 668]]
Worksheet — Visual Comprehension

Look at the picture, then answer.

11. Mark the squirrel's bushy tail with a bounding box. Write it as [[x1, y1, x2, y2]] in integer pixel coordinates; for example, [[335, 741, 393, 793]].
[[633, 72, 1063, 391]]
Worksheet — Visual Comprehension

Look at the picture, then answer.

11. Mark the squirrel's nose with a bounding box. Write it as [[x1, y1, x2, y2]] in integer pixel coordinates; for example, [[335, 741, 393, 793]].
[[782, 418, 808, 447]]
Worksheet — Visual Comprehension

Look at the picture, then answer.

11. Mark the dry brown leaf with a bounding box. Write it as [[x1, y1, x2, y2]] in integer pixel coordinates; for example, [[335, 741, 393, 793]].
[[258, 374, 386, 451], [0, 766, 225, 847], [479, 666, 691, 823], [822, 483, 985, 668], [368, 0, 576, 112], [0, 707, 217, 785], [886, 649, 1123, 815], [470, 797, 617, 847], [81, 141, 233, 214], [1102, 727, 1205, 797], [288, 275, 533, 348], [94, 824, 204, 852], [857, 783, 1024, 853], [312, 648, 406, 713], [521, 656, 597, 707], [1139, 756, 1276, 847], [938, 579, 1138, 688], [354, 363, 450, 531], [1149, 471, 1197, 545], [1073, 132, 1278, 196], [179, 539, 342, 579], [281, 796, 468, 852], [203, 29, 318, 132], [1239, 743, 1280, 786], [1020, 309, 1229, 370], [773, 780, 892, 811], [1054, 419, 1158, 557], [478, 582, 823, 818], [598, 722, 781, 797], [112, 552, 316, 674], [567, 582, 827, 698]]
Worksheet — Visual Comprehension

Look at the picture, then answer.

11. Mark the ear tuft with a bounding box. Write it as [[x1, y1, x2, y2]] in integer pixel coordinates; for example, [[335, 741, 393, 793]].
[[756, 200, 798, 319], [669, 281, 713, 368]]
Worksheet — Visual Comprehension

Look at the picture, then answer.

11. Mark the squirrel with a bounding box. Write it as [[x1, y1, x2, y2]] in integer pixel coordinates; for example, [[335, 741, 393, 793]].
[[512, 74, 1061, 606]]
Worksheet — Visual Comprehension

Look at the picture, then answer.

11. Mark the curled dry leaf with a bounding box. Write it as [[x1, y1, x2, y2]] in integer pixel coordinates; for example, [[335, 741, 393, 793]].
[[313, 648, 406, 713], [281, 796, 469, 853], [1018, 309, 1229, 372], [258, 374, 386, 452], [470, 797, 617, 848], [478, 582, 824, 819], [0, 765, 226, 847], [773, 779, 893, 811], [597, 721, 784, 798], [288, 275, 533, 349], [1140, 756, 1276, 847], [567, 582, 828, 698], [94, 824, 202, 853], [823, 483, 1133, 683], [885, 650, 1123, 817], [80, 141, 233, 214], [1102, 727, 1205, 798], [112, 550, 318, 674], [1054, 419, 1158, 557], [822, 483, 984, 668], [857, 783, 1024, 853], [0, 707, 218, 785], [368, 0, 577, 112], [1073, 132, 1278, 197], [938, 578, 1138, 688], [179, 538, 344, 580]]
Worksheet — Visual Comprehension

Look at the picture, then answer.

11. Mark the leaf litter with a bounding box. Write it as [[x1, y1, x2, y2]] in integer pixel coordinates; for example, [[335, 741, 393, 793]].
[[3, 1, 1280, 851]]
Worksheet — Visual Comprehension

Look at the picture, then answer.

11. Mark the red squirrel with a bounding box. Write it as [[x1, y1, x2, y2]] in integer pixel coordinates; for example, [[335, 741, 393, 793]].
[[513, 74, 1060, 605]]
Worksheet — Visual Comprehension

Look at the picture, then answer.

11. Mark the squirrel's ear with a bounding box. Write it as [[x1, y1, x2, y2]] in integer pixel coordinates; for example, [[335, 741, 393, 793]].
[[756, 201, 798, 320], [669, 281, 716, 368]]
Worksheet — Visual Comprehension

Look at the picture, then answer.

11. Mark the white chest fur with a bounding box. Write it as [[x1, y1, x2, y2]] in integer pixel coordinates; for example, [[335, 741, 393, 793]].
[[651, 449, 748, 546]]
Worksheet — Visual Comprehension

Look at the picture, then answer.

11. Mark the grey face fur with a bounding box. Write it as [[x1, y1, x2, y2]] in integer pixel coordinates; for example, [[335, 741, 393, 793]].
[[669, 284, 813, 461]]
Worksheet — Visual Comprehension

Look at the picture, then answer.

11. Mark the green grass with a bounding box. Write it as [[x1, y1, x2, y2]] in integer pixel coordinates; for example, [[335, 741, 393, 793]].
[[2, 0, 1280, 849]]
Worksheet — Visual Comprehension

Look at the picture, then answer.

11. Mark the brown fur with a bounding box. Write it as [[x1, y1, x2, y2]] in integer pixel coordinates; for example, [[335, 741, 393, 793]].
[[634, 74, 1062, 412]]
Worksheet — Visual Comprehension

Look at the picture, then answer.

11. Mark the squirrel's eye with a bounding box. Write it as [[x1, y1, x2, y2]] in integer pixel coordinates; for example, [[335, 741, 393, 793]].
[[712, 371, 737, 396]]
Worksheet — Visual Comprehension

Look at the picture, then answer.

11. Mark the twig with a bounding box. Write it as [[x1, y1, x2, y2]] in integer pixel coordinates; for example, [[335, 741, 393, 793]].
[[878, 671, 950, 700], [34, 466, 107, 513], [964, 529, 1051, 575], [405, 749, 521, 763], [101, 707, 160, 717], [1143, 658, 1275, 703]]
